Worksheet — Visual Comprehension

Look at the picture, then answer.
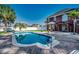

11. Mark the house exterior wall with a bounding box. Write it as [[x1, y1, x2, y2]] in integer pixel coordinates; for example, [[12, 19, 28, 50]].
[[56, 15, 62, 23], [47, 17, 55, 31], [67, 16, 74, 32], [47, 11, 74, 32], [55, 15, 62, 31], [49, 17, 54, 22], [62, 14, 68, 21], [75, 19, 79, 33], [48, 15, 79, 33], [47, 8, 79, 33], [62, 14, 68, 31], [48, 14, 74, 32]]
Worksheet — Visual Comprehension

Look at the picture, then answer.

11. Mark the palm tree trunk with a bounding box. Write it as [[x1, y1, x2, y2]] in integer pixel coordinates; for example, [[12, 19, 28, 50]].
[[4, 21, 8, 32], [19, 27, 21, 31]]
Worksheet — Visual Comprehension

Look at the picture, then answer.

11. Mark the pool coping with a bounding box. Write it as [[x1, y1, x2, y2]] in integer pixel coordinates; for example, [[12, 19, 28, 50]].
[[12, 32, 59, 50]]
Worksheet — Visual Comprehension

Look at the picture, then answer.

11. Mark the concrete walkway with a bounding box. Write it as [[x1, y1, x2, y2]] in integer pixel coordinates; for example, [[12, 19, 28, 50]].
[[47, 32, 79, 54]]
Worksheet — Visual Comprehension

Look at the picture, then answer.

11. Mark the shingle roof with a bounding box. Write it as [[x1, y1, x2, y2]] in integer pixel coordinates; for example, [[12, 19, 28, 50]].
[[49, 8, 75, 17]]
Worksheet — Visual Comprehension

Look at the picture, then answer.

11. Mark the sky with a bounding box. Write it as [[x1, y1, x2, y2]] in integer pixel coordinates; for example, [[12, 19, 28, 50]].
[[10, 4, 79, 25]]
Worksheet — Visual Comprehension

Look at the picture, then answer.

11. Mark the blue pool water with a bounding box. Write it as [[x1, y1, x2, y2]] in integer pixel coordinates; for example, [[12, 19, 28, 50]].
[[14, 32, 52, 45]]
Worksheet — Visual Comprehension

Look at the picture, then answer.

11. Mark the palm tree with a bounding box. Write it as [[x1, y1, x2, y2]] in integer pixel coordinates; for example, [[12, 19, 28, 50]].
[[31, 24, 39, 27], [0, 4, 16, 31], [14, 23, 27, 31], [68, 9, 79, 34]]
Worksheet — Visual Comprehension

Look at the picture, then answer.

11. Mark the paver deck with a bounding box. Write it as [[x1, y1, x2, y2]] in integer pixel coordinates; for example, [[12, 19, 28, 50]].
[[0, 32, 79, 54]]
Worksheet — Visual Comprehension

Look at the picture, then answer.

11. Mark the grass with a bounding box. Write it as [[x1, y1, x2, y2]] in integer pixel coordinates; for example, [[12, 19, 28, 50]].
[[0, 31, 10, 35]]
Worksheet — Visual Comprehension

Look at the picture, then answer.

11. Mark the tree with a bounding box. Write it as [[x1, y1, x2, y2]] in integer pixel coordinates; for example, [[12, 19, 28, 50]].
[[31, 24, 39, 27], [14, 23, 27, 31], [0, 4, 16, 31], [68, 9, 79, 34]]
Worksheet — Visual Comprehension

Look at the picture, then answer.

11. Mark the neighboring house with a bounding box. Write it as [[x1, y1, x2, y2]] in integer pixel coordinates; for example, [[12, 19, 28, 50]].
[[46, 8, 79, 33]]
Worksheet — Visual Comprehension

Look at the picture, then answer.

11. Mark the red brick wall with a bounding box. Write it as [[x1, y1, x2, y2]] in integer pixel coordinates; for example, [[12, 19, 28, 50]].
[[76, 26, 79, 33], [56, 15, 62, 31], [68, 16, 74, 32], [49, 17, 54, 22], [56, 15, 62, 23]]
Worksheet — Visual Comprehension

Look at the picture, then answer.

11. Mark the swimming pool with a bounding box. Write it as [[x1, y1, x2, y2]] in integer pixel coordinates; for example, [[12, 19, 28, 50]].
[[12, 32, 59, 49]]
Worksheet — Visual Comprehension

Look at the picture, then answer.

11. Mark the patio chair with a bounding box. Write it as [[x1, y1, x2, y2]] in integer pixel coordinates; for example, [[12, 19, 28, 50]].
[[70, 50, 79, 54], [51, 48, 67, 54]]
